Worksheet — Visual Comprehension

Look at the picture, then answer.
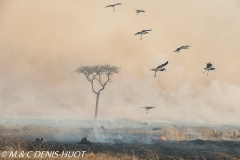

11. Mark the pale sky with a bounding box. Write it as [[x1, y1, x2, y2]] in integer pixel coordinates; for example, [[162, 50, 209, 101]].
[[0, 0, 240, 124]]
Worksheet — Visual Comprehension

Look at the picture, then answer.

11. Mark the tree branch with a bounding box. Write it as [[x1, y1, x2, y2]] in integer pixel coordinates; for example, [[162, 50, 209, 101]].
[[98, 74, 104, 86], [90, 74, 98, 94], [98, 73, 110, 94]]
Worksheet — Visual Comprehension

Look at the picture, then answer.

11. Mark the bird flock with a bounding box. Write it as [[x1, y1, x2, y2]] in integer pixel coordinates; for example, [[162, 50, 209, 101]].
[[104, 3, 216, 113], [104, 3, 216, 78]]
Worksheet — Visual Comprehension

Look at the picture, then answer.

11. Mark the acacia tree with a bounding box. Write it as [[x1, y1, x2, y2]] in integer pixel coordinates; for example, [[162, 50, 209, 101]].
[[76, 64, 120, 120]]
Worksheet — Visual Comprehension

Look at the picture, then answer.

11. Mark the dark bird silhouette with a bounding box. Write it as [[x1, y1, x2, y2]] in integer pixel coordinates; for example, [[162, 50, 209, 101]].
[[203, 62, 215, 76], [141, 106, 156, 114], [105, 3, 122, 11], [174, 45, 190, 53], [150, 61, 168, 77], [136, 10, 145, 15], [135, 29, 152, 40]]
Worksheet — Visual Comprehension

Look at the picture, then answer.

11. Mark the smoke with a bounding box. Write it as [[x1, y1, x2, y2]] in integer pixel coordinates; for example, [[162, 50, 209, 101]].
[[0, 0, 240, 124]]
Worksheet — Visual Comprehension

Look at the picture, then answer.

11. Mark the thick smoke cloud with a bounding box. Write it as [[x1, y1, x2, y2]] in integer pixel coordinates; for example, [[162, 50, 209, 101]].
[[0, 0, 240, 124]]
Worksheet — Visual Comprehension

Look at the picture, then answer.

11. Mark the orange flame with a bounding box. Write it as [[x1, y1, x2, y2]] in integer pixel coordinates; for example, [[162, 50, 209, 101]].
[[160, 136, 167, 141]]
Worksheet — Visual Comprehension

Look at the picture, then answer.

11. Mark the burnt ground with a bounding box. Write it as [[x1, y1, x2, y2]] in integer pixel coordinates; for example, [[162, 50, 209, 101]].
[[25, 140, 240, 160], [1, 121, 240, 159]]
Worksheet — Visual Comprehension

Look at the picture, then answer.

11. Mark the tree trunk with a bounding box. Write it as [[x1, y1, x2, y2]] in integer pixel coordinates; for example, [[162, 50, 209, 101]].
[[94, 93, 100, 120]]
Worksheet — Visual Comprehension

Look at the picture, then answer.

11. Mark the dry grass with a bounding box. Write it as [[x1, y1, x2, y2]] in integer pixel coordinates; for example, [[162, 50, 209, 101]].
[[1, 124, 240, 141], [0, 143, 240, 160], [83, 152, 138, 160], [0, 136, 138, 160], [1, 125, 240, 159], [0, 148, 138, 160]]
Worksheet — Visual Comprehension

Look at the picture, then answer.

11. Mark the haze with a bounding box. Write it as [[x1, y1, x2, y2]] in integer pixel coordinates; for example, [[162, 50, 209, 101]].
[[0, 0, 240, 124]]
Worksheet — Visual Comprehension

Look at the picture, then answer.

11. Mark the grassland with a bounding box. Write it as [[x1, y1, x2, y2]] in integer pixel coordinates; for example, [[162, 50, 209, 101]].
[[1, 124, 240, 159]]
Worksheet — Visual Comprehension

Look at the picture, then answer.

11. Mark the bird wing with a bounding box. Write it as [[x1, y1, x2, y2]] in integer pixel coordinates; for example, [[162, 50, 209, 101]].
[[156, 61, 168, 69], [114, 3, 122, 5], [142, 29, 152, 32], [174, 48, 181, 52], [179, 46, 185, 49], [181, 45, 190, 49], [135, 32, 141, 35], [105, 5, 112, 8]]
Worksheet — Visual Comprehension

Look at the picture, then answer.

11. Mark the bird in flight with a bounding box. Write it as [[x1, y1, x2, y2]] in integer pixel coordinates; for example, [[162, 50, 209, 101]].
[[135, 29, 152, 40], [136, 10, 145, 15], [203, 62, 215, 76], [105, 3, 122, 11], [150, 61, 168, 77], [141, 106, 156, 114], [174, 45, 190, 53]]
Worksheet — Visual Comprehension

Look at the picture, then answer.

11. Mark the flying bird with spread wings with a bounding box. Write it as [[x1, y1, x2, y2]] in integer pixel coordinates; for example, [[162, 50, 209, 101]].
[[136, 10, 145, 15], [174, 45, 190, 53], [141, 106, 156, 114], [150, 61, 168, 77], [203, 62, 216, 76], [135, 29, 152, 40], [105, 3, 122, 11]]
